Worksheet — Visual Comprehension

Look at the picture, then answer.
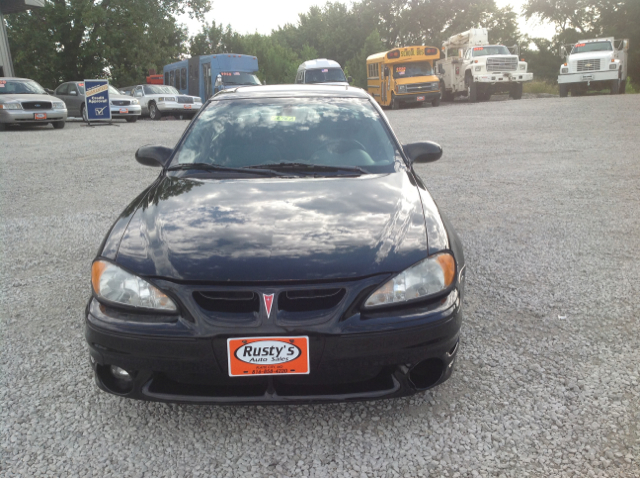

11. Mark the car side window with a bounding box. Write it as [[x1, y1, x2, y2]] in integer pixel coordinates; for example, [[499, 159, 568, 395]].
[[134, 86, 143, 97], [69, 84, 78, 95], [56, 83, 69, 95]]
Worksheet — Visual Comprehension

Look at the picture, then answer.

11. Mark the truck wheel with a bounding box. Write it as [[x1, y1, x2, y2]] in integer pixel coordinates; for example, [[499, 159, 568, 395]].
[[431, 96, 441, 107], [559, 84, 569, 97], [466, 77, 477, 103], [149, 102, 162, 120], [440, 82, 453, 102], [510, 83, 523, 100], [610, 78, 620, 95]]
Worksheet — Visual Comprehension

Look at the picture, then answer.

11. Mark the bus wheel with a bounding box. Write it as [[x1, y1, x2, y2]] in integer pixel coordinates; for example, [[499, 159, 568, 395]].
[[431, 97, 441, 107], [391, 95, 399, 110], [559, 84, 569, 97]]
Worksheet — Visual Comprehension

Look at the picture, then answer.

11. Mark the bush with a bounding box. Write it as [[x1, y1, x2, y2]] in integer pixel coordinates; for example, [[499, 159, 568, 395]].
[[523, 80, 557, 95]]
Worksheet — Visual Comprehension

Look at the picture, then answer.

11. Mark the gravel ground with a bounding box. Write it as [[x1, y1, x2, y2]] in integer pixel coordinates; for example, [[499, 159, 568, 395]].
[[1, 95, 639, 477]]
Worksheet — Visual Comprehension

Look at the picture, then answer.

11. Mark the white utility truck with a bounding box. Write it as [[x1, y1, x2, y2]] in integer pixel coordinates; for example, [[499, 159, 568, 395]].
[[558, 38, 629, 96], [437, 28, 533, 102]]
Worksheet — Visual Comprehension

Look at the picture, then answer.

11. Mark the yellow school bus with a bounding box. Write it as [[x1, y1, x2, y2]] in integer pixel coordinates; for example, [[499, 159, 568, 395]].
[[366, 46, 442, 109]]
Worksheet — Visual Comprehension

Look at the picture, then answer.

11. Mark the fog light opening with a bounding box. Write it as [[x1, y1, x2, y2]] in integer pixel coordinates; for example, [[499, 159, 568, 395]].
[[96, 364, 135, 394], [409, 358, 444, 390]]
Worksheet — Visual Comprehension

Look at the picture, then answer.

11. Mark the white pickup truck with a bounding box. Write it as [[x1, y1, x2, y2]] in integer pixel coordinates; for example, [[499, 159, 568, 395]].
[[437, 28, 533, 102], [558, 38, 629, 96]]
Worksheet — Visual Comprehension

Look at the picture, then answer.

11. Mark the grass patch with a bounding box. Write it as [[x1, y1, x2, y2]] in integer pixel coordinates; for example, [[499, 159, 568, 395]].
[[523, 80, 557, 95], [624, 78, 639, 94]]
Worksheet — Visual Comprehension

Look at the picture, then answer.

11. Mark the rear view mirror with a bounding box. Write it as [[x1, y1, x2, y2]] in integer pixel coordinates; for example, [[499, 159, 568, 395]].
[[403, 142, 443, 164], [136, 145, 173, 168]]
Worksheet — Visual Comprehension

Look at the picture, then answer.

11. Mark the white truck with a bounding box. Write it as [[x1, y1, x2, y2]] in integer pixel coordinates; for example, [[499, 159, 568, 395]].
[[437, 28, 533, 102], [558, 37, 629, 96]]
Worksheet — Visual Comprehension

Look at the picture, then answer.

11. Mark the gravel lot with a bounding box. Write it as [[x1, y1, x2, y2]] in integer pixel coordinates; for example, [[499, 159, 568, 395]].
[[1, 94, 639, 477]]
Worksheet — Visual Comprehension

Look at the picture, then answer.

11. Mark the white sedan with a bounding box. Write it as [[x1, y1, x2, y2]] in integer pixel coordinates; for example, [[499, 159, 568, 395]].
[[128, 84, 202, 120]]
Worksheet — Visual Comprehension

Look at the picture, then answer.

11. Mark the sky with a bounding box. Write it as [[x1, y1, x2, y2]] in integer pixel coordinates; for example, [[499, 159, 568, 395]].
[[178, 0, 556, 41]]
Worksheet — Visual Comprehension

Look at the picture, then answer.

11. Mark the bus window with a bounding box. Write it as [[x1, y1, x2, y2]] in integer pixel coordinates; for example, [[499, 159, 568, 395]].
[[392, 62, 434, 78], [181, 68, 187, 90], [169, 70, 174, 88], [165, 72, 169, 85]]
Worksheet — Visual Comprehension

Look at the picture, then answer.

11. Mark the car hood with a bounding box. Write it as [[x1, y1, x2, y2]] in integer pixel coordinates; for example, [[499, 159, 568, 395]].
[[0, 93, 57, 104], [569, 51, 614, 61], [114, 171, 430, 282]]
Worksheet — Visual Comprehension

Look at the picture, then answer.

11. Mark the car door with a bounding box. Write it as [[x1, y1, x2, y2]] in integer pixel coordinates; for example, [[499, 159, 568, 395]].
[[54, 83, 69, 110], [133, 86, 147, 114], [66, 82, 83, 116]]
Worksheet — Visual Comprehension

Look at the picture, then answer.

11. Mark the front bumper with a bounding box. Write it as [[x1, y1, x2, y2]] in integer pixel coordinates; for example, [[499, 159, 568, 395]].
[[110, 104, 141, 117], [475, 72, 533, 83], [85, 287, 463, 404], [396, 91, 440, 103], [0, 108, 67, 124], [557, 70, 618, 84], [157, 102, 202, 114]]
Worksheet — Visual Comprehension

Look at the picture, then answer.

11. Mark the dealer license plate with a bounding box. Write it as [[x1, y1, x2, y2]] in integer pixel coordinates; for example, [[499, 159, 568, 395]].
[[227, 336, 310, 377], [582, 74, 594, 80], [183, 105, 192, 109], [416, 96, 425, 101], [119, 108, 128, 114], [34, 113, 47, 120]]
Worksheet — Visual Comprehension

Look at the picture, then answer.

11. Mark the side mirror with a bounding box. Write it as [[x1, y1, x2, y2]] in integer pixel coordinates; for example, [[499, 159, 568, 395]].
[[135, 145, 173, 168], [403, 141, 443, 164], [438, 64, 445, 74], [347, 76, 353, 84]]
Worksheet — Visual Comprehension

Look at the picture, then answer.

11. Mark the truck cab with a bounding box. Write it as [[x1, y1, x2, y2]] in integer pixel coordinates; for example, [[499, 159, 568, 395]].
[[437, 28, 533, 102], [558, 38, 629, 96]]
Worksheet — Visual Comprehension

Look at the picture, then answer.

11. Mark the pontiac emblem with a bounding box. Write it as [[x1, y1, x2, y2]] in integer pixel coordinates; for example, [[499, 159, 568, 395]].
[[263, 293, 274, 318]]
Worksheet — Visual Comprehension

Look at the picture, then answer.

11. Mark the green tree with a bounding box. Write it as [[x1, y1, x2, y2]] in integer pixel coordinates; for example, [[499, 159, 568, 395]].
[[6, 0, 210, 88]]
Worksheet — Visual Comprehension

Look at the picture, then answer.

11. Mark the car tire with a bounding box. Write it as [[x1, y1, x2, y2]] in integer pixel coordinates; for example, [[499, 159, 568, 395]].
[[52, 121, 65, 129], [559, 84, 569, 97], [619, 78, 626, 94], [510, 83, 523, 100], [610, 78, 620, 95], [431, 96, 441, 107], [81, 103, 88, 123], [466, 77, 477, 103], [149, 102, 162, 120], [125, 116, 138, 123], [0, 122, 6, 132]]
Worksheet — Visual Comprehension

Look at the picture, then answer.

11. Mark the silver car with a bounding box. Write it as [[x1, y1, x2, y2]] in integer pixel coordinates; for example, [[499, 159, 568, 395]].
[[53, 81, 141, 122], [127, 84, 202, 120], [0, 77, 67, 131]]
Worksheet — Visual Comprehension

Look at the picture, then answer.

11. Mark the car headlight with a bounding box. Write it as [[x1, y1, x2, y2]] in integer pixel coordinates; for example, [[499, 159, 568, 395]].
[[609, 64, 617, 70], [0, 102, 23, 110], [158, 96, 176, 102], [364, 252, 456, 308], [561, 67, 569, 74], [475, 66, 482, 72], [519, 64, 526, 70], [398, 85, 407, 94], [91, 260, 177, 312], [130, 99, 139, 105], [52, 101, 66, 109]]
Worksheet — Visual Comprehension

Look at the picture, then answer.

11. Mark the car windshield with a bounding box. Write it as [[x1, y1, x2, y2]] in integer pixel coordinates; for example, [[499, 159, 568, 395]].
[[571, 41, 612, 54], [472, 46, 511, 56], [0, 79, 46, 95], [220, 72, 261, 85], [393, 62, 433, 79], [171, 98, 400, 173], [144, 85, 180, 95], [304, 68, 347, 83], [108, 85, 122, 96]]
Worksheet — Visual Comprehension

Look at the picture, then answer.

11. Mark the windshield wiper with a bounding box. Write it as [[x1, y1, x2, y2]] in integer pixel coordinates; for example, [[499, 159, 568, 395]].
[[167, 162, 288, 177], [245, 162, 369, 175]]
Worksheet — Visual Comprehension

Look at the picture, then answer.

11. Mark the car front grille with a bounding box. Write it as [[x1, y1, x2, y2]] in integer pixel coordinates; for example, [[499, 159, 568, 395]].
[[21, 101, 52, 110], [577, 59, 601, 72], [486, 57, 518, 72], [406, 82, 438, 93], [194, 291, 259, 314], [177, 96, 194, 104], [111, 100, 131, 106], [278, 288, 346, 313]]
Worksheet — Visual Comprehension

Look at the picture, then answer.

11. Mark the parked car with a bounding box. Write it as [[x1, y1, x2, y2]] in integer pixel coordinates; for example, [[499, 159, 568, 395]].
[[53, 81, 141, 122], [126, 84, 203, 120], [295, 59, 352, 86], [86, 84, 465, 404], [0, 77, 67, 131]]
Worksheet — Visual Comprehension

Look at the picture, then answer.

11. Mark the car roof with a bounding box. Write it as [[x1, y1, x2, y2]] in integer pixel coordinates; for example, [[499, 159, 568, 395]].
[[0, 77, 36, 81], [212, 84, 370, 100], [297, 59, 342, 71]]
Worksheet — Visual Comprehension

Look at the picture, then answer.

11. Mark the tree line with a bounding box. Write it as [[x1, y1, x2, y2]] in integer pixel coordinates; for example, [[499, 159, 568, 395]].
[[6, 0, 639, 90]]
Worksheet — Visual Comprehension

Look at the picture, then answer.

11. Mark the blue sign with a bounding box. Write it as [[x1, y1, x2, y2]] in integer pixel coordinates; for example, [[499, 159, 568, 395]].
[[84, 79, 111, 122]]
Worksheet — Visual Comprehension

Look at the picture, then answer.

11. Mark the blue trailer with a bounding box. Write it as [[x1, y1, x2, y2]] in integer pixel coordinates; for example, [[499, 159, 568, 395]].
[[163, 54, 260, 101]]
